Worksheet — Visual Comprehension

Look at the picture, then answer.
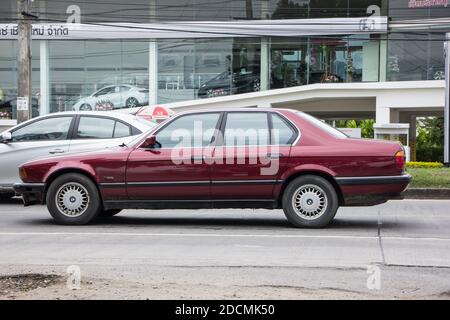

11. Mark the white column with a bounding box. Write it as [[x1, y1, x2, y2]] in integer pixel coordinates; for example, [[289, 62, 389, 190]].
[[39, 40, 50, 115], [260, 37, 270, 92], [375, 105, 390, 124], [379, 39, 387, 82], [149, 40, 158, 106]]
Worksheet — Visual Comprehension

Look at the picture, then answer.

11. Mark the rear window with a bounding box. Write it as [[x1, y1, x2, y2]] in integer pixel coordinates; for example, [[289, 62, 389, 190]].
[[296, 112, 347, 139]]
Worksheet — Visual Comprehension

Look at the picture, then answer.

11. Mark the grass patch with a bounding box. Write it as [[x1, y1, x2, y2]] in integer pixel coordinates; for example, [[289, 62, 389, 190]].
[[407, 167, 450, 188]]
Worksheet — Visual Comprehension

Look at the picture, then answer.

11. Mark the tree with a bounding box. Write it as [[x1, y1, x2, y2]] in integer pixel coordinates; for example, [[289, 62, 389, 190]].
[[416, 117, 444, 162]]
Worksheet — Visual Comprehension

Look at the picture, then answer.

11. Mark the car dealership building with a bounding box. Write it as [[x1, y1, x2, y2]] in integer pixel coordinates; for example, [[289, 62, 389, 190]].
[[0, 0, 449, 159]]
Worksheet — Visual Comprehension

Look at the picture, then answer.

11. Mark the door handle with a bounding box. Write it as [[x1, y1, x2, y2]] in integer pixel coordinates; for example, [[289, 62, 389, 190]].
[[266, 153, 284, 159], [49, 148, 65, 154]]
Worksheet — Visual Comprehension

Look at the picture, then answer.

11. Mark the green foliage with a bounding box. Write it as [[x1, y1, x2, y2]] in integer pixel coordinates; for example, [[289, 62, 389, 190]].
[[407, 162, 444, 169], [333, 119, 374, 138], [407, 167, 450, 188], [416, 117, 444, 162]]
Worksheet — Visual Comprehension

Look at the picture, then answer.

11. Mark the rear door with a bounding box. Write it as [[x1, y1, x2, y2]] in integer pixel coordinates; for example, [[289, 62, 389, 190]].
[[68, 115, 138, 153], [0, 115, 74, 185], [210, 111, 296, 200]]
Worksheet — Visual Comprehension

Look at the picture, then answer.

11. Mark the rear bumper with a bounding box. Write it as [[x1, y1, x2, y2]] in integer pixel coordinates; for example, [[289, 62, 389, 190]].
[[336, 173, 411, 206], [13, 183, 46, 206], [335, 173, 411, 186]]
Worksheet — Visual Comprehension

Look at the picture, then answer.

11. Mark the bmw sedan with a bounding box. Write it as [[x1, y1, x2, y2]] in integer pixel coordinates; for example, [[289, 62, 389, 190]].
[[14, 108, 410, 228], [0, 111, 155, 199]]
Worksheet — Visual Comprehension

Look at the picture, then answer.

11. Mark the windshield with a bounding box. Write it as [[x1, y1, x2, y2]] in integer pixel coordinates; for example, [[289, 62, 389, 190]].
[[296, 111, 348, 139]]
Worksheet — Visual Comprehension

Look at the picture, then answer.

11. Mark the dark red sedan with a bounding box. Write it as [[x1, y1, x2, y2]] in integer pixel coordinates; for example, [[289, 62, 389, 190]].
[[14, 109, 410, 228]]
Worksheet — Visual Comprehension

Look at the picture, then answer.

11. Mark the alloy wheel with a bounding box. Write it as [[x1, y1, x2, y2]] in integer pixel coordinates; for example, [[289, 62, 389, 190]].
[[291, 184, 328, 220], [55, 182, 90, 218]]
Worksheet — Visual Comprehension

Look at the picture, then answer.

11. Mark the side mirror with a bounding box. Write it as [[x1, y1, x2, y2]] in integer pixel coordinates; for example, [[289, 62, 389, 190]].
[[141, 135, 157, 148], [0, 132, 12, 144]]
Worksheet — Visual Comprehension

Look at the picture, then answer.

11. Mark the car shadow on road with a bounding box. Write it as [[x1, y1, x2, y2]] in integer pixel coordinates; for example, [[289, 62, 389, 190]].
[[0, 197, 23, 204], [18, 215, 386, 230]]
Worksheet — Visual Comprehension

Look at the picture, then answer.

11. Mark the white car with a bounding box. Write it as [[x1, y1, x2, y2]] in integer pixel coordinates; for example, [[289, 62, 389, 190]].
[[72, 85, 149, 111], [0, 111, 155, 199]]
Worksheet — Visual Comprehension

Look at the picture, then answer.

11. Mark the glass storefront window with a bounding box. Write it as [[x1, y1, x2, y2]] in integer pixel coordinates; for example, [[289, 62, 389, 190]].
[[158, 38, 260, 104], [387, 33, 445, 81], [0, 40, 40, 120], [270, 35, 379, 89], [48, 40, 149, 113]]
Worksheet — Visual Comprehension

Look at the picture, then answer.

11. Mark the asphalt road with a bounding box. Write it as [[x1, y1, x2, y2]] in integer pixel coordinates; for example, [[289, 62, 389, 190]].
[[0, 199, 449, 299]]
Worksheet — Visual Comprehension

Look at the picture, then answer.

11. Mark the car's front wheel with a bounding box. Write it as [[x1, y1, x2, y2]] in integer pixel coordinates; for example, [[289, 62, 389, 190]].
[[46, 173, 101, 225], [79, 103, 92, 111], [282, 175, 339, 228]]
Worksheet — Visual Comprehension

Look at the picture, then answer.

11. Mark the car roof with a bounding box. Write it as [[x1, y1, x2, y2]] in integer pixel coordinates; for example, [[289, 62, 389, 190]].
[[173, 108, 290, 115], [7, 111, 154, 132]]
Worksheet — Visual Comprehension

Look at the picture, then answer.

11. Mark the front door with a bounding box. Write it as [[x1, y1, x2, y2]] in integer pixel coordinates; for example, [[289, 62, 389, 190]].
[[0, 116, 74, 186], [126, 112, 222, 201]]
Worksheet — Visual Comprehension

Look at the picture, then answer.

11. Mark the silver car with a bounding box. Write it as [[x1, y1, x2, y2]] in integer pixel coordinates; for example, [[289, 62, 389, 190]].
[[72, 85, 149, 111], [0, 111, 155, 199]]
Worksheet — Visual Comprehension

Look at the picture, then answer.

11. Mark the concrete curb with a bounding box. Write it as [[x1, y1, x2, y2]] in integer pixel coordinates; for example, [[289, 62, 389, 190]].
[[403, 188, 450, 199]]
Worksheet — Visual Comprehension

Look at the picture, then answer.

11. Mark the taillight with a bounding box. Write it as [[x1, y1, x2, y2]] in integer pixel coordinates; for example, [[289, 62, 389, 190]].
[[395, 150, 406, 170]]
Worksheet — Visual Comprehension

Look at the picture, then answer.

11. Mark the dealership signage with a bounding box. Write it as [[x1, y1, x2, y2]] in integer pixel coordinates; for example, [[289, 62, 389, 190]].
[[408, 0, 449, 8], [0, 17, 388, 40]]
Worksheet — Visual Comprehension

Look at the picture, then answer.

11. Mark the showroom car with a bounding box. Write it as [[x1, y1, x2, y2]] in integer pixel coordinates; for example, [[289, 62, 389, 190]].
[[14, 109, 410, 228], [197, 66, 260, 98], [0, 111, 155, 199], [72, 85, 149, 111]]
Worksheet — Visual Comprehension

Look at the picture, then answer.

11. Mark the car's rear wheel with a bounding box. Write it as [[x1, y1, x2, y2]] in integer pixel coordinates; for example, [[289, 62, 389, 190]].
[[99, 209, 122, 217], [282, 175, 338, 228], [46, 173, 101, 225], [125, 97, 139, 108]]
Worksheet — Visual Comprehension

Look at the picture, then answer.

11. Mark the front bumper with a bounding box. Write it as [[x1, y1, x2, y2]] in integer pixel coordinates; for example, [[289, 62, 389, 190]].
[[13, 183, 46, 206]]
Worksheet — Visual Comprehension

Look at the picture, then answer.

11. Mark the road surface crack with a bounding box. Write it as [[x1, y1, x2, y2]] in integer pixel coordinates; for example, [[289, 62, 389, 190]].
[[377, 209, 387, 265]]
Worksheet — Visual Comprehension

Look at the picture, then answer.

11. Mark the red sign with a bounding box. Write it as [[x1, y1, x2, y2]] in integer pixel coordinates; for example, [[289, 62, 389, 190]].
[[408, 0, 449, 8]]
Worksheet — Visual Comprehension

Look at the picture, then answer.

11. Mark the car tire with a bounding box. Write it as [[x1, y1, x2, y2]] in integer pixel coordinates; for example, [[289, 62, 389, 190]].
[[282, 175, 339, 228], [125, 97, 139, 108], [99, 209, 122, 217], [46, 173, 101, 225], [80, 103, 92, 111]]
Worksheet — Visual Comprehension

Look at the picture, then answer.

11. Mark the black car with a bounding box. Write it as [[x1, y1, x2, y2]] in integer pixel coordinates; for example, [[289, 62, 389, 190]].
[[197, 66, 260, 99], [0, 97, 40, 119]]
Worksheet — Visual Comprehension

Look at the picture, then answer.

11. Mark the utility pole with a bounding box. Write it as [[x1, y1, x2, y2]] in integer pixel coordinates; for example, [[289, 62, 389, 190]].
[[17, 0, 32, 124]]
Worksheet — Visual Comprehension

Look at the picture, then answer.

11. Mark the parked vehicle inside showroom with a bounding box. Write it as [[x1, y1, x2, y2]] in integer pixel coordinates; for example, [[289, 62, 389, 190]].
[[14, 109, 410, 228], [0, 111, 155, 199], [197, 65, 260, 98], [72, 85, 149, 111], [0, 97, 40, 119]]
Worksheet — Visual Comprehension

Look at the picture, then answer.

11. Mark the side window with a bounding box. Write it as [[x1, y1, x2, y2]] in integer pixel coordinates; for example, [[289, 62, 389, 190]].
[[119, 86, 131, 92], [155, 113, 221, 148], [94, 87, 112, 97], [76, 117, 115, 139], [271, 113, 296, 145], [224, 112, 269, 146], [11, 117, 73, 142], [113, 121, 131, 138]]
